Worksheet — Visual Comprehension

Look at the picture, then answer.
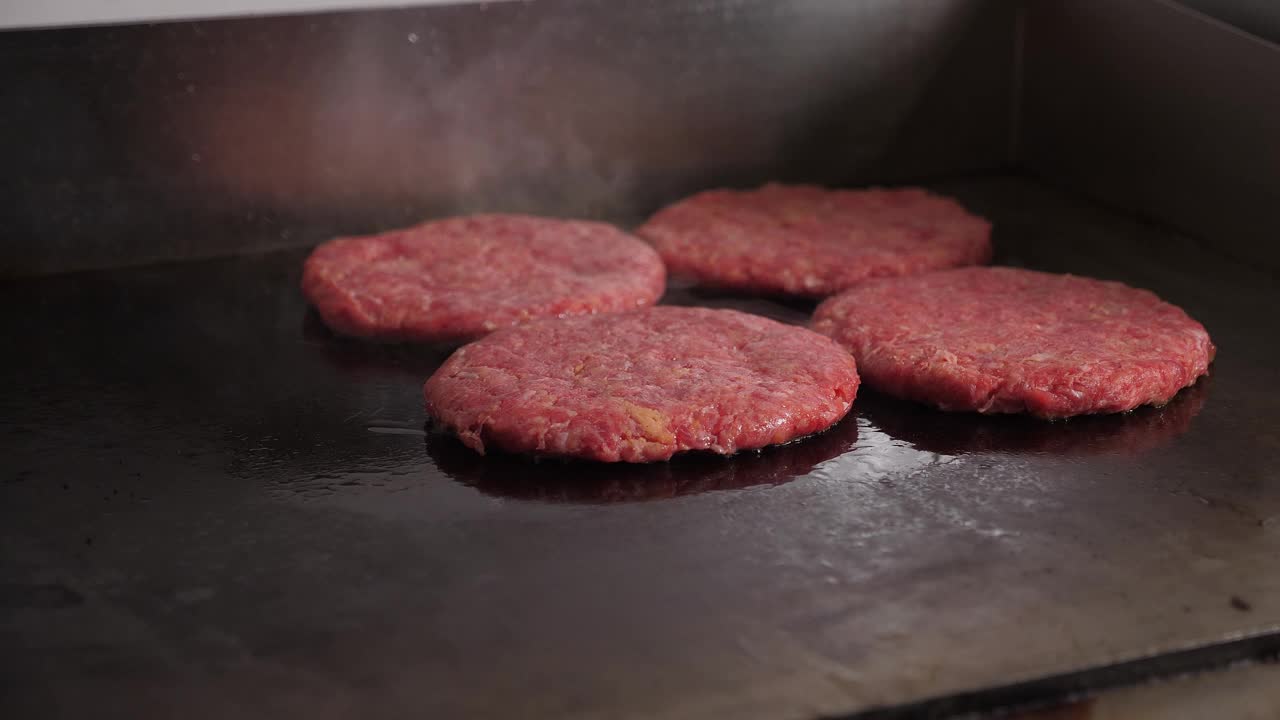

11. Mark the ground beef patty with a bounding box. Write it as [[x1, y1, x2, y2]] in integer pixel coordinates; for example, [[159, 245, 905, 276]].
[[637, 184, 991, 297], [424, 306, 860, 462], [303, 214, 665, 342], [811, 267, 1214, 419]]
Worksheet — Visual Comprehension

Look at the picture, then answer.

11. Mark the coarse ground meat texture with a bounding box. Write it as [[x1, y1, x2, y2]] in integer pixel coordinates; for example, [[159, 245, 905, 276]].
[[637, 184, 991, 297], [810, 267, 1215, 419], [424, 306, 860, 462], [302, 214, 666, 342]]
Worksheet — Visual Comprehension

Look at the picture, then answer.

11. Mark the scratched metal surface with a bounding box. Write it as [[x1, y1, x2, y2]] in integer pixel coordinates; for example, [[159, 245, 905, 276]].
[[2, 177, 1279, 719]]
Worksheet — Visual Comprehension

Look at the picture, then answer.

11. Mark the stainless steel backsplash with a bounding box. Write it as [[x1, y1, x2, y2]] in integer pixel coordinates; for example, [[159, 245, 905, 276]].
[[0, 0, 1017, 275], [1020, 0, 1280, 271]]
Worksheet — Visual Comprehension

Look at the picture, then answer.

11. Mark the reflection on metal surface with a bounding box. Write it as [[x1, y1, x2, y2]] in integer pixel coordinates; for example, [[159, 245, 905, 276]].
[[426, 415, 862, 504], [861, 375, 1210, 457], [1021, 0, 1280, 270], [807, 416, 957, 484], [0, 0, 1017, 274], [302, 307, 461, 379], [0, 0, 498, 31], [4, 179, 1279, 720]]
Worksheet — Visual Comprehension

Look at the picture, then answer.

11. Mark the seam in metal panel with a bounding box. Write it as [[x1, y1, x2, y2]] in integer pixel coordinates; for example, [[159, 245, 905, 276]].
[[0, 0, 502, 31], [1157, 0, 1280, 51]]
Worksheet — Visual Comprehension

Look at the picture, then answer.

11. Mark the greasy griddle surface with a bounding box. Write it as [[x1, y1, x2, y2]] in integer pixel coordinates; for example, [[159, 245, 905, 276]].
[[2, 177, 1278, 719]]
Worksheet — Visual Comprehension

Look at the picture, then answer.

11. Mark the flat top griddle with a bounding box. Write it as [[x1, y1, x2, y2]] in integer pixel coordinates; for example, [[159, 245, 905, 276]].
[[2, 176, 1278, 719]]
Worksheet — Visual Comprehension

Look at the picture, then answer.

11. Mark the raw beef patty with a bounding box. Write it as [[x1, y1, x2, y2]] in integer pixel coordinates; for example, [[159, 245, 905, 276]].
[[303, 214, 665, 341], [637, 184, 991, 297], [810, 267, 1214, 419], [424, 306, 860, 462]]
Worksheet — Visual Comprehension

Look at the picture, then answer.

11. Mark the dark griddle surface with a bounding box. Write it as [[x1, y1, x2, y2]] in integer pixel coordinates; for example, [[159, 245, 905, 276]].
[[2, 177, 1278, 719]]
